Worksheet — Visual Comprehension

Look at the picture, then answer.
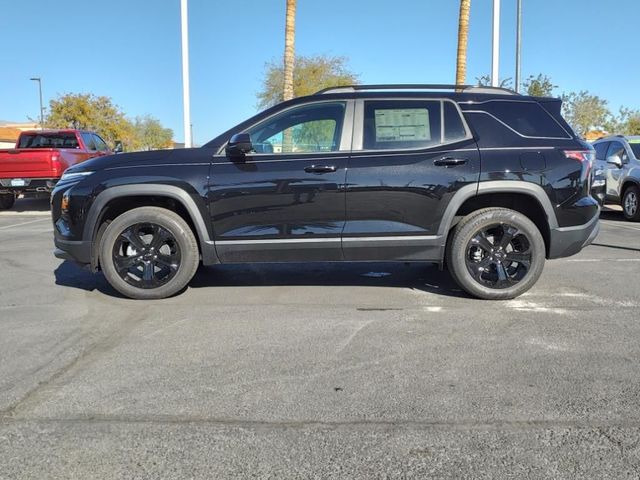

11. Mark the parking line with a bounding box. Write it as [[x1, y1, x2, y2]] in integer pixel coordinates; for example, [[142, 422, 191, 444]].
[[601, 221, 640, 232], [0, 218, 49, 230]]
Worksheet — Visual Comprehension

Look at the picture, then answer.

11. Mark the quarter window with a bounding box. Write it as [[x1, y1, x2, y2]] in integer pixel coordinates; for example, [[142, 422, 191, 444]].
[[480, 101, 570, 138], [246, 102, 346, 154]]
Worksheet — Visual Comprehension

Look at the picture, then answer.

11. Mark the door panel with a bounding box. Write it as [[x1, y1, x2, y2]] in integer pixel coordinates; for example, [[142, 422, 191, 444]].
[[343, 99, 480, 261], [208, 100, 352, 263]]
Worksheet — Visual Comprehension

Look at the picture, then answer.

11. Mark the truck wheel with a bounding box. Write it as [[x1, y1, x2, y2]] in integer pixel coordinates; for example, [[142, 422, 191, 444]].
[[99, 206, 200, 300], [446, 208, 546, 300], [0, 193, 16, 210], [622, 186, 640, 222]]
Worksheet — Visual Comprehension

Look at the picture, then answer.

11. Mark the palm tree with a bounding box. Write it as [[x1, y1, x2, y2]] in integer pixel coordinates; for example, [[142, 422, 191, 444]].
[[283, 0, 297, 102], [455, 0, 471, 86]]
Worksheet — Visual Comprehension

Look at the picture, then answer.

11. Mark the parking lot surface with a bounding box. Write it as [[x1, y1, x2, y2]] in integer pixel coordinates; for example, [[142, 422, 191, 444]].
[[1, 199, 640, 478]]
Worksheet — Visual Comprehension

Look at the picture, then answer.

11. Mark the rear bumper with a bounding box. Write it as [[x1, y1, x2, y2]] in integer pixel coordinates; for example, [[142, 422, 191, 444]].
[[0, 178, 58, 193], [548, 211, 600, 259]]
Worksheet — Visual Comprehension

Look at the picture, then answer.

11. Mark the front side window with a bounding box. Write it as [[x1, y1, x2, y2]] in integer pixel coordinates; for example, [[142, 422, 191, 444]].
[[606, 141, 628, 163], [93, 134, 108, 151], [363, 100, 442, 150], [81, 133, 97, 151], [246, 102, 346, 154]]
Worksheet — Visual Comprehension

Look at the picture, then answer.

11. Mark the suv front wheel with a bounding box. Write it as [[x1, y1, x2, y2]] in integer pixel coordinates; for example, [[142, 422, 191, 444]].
[[622, 185, 640, 221], [446, 208, 546, 300], [99, 206, 200, 300]]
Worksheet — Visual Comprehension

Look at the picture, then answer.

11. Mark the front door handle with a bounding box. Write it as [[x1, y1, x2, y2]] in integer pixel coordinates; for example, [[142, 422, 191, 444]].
[[433, 157, 468, 167], [304, 165, 337, 174]]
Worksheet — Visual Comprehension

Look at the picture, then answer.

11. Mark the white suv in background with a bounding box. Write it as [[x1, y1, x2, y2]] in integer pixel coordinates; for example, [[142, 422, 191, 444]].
[[593, 135, 640, 221]]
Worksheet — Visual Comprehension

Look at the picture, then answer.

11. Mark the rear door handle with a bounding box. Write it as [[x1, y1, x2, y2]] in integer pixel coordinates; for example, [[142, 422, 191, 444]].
[[304, 165, 337, 174], [433, 157, 468, 167]]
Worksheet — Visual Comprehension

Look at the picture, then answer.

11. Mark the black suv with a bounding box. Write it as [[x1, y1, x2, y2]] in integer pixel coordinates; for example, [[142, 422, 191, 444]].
[[51, 84, 600, 300]]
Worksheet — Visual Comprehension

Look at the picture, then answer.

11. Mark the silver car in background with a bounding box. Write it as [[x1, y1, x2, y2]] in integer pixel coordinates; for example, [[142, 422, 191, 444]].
[[593, 135, 640, 221]]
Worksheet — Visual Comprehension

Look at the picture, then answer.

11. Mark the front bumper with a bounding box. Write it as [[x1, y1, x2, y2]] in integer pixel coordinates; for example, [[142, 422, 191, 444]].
[[548, 211, 600, 259], [53, 233, 92, 266]]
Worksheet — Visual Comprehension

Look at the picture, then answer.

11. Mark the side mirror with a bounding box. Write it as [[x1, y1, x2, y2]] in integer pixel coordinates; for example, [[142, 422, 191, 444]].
[[226, 133, 253, 157], [606, 154, 623, 168], [113, 141, 124, 154]]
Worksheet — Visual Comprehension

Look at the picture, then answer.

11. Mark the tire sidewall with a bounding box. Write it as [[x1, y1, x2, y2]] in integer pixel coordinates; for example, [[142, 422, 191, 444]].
[[0, 193, 16, 210], [100, 207, 199, 300], [448, 209, 546, 300]]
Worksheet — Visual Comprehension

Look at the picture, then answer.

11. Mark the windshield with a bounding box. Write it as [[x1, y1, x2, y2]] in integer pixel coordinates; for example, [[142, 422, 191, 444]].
[[18, 133, 79, 149]]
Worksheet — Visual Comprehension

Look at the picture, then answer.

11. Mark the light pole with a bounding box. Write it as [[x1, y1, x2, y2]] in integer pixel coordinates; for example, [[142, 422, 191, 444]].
[[180, 0, 192, 148], [491, 0, 500, 87], [30, 77, 44, 129], [515, 0, 522, 93]]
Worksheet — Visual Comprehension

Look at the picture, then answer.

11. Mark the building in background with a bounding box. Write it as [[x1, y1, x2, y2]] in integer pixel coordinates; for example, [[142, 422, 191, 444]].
[[0, 121, 39, 148]]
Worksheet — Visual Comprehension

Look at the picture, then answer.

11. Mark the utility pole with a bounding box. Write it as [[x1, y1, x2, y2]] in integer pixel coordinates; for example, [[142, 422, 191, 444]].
[[30, 77, 44, 129], [515, 0, 522, 93], [180, 0, 192, 148], [491, 0, 500, 87]]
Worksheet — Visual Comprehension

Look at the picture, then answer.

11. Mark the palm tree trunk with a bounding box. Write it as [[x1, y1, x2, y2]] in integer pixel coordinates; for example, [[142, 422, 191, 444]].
[[455, 0, 471, 86], [282, 0, 296, 152]]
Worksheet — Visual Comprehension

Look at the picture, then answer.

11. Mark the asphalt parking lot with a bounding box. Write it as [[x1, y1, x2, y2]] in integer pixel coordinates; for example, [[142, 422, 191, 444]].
[[1, 198, 640, 479]]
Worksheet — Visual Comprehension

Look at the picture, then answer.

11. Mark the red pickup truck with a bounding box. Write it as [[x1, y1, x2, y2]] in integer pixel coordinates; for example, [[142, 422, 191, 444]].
[[0, 129, 112, 209]]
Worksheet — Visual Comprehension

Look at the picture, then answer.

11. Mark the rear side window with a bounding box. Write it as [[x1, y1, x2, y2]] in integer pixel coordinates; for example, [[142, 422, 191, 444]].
[[363, 100, 442, 150], [480, 101, 570, 139], [594, 142, 609, 160]]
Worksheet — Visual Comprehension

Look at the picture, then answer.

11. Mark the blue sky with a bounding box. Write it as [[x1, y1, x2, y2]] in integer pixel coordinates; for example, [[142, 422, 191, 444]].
[[1, 0, 638, 145]]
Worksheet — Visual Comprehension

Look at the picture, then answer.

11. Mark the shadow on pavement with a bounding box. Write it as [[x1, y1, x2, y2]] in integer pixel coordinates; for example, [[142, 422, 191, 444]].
[[54, 261, 122, 297], [54, 260, 469, 299], [4, 197, 51, 213], [190, 262, 468, 298]]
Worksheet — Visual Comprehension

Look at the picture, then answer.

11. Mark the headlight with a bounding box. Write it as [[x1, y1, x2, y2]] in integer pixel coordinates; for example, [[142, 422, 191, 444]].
[[60, 171, 94, 182]]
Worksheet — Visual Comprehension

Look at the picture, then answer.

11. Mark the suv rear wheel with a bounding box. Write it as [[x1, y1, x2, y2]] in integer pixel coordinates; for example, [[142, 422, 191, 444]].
[[446, 208, 546, 300], [0, 193, 16, 210], [99, 206, 200, 300], [622, 185, 640, 221]]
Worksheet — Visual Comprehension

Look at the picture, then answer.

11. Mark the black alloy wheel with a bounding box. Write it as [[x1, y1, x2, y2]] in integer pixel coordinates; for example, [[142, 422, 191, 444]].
[[113, 223, 182, 289], [465, 223, 532, 289], [446, 207, 545, 300], [100, 206, 200, 300]]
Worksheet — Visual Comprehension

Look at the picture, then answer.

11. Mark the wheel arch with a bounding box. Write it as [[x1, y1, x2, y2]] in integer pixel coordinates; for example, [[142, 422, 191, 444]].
[[85, 184, 219, 269], [437, 181, 557, 257]]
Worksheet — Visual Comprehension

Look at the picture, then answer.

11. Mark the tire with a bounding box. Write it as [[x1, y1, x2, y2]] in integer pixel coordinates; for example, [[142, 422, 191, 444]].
[[622, 185, 640, 222], [0, 193, 16, 210], [446, 207, 546, 300], [99, 206, 200, 300]]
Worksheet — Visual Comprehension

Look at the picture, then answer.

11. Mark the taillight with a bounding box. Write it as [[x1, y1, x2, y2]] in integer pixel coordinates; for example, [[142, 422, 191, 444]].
[[563, 149, 595, 165], [563, 149, 595, 190], [51, 153, 61, 175]]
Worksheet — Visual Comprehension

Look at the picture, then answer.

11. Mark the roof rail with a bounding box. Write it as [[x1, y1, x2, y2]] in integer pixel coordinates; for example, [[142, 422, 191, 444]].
[[315, 84, 519, 96]]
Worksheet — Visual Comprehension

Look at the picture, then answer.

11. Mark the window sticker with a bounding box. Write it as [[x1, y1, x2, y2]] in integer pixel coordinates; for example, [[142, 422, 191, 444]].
[[374, 108, 430, 142], [628, 138, 640, 144]]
